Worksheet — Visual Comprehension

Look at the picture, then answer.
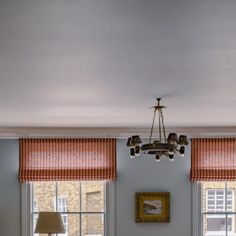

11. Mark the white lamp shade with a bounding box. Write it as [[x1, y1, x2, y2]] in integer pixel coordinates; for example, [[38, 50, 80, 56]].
[[35, 212, 65, 234]]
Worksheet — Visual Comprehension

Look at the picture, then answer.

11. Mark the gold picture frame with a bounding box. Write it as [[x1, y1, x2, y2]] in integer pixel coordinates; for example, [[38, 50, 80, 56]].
[[135, 192, 170, 222]]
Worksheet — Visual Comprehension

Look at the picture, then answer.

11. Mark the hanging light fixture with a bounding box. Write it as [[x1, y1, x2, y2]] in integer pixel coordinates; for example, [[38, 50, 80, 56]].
[[127, 98, 188, 162]]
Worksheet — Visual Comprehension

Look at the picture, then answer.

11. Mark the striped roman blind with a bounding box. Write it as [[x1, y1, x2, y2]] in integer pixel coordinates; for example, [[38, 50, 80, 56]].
[[19, 138, 116, 182], [190, 138, 236, 181]]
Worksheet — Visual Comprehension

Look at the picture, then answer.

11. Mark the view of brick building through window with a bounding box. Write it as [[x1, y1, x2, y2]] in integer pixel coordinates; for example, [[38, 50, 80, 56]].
[[33, 181, 105, 236], [202, 182, 236, 236]]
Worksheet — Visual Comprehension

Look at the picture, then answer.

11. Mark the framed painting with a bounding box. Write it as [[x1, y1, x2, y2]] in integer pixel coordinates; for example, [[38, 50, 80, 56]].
[[135, 192, 170, 222]]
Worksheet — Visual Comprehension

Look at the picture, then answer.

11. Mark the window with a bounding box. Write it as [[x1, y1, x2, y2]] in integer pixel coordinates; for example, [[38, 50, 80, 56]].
[[20, 138, 116, 236], [193, 182, 236, 236], [22, 181, 114, 236], [191, 139, 236, 236]]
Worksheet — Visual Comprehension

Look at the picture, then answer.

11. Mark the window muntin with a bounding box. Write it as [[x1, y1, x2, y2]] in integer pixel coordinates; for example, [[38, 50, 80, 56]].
[[32, 181, 105, 236], [202, 182, 236, 236]]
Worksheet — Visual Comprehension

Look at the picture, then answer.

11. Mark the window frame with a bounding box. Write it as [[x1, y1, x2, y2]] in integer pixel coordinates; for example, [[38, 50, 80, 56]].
[[21, 181, 115, 236], [192, 182, 236, 236]]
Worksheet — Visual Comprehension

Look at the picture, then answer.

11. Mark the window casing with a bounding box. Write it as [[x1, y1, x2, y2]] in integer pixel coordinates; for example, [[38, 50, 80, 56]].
[[21, 181, 115, 236]]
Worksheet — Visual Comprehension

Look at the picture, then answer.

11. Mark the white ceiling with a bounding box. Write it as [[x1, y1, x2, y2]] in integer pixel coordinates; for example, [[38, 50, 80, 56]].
[[0, 0, 236, 129]]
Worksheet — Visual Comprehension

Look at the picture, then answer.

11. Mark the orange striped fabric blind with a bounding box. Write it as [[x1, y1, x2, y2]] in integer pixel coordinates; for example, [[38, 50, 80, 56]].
[[190, 138, 236, 181], [19, 138, 116, 182]]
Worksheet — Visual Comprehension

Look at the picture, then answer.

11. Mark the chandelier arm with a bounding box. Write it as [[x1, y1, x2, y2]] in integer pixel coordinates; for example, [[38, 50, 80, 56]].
[[149, 108, 157, 143], [160, 109, 167, 142]]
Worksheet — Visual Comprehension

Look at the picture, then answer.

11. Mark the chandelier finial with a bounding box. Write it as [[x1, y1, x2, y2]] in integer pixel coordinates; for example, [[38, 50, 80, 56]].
[[157, 97, 161, 104]]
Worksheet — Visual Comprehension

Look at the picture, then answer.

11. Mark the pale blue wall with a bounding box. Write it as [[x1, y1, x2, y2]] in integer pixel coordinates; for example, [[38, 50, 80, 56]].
[[116, 139, 191, 236], [0, 140, 20, 236], [0, 139, 191, 236]]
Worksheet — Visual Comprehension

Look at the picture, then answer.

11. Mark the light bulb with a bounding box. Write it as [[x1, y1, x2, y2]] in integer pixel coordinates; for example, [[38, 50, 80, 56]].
[[135, 145, 141, 157], [179, 146, 185, 157], [155, 155, 161, 162], [169, 154, 174, 161], [130, 148, 135, 159]]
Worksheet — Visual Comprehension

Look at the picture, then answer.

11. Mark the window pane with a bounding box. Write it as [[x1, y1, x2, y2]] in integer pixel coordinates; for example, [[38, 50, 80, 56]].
[[216, 200, 223, 205], [216, 190, 224, 195], [58, 182, 81, 212], [32, 181, 106, 236], [81, 182, 104, 212], [81, 214, 104, 236], [203, 214, 227, 236], [226, 214, 236, 235], [208, 200, 214, 205], [33, 182, 56, 211], [66, 214, 80, 236], [33, 213, 38, 236], [208, 190, 215, 195]]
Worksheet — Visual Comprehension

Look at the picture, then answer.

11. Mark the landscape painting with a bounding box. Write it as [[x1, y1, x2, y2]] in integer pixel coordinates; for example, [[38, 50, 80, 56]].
[[143, 199, 162, 215], [135, 192, 170, 222]]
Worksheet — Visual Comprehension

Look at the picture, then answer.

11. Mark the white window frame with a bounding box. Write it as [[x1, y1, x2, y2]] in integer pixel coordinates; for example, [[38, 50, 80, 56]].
[[192, 182, 236, 236], [21, 181, 115, 236]]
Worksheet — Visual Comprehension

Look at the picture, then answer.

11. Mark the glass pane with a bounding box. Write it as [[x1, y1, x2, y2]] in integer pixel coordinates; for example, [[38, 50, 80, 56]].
[[216, 190, 224, 195], [226, 214, 236, 235], [33, 213, 38, 236], [208, 190, 215, 195], [58, 182, 81, 212], [202, 182, 225, 213], [81, 182, 104, 212], [81, 214, 104, 236], [67, 214, 80, 236], [33, 182, 56, 211], [203, 214, 227, 236], [216, 200, 224, 205]]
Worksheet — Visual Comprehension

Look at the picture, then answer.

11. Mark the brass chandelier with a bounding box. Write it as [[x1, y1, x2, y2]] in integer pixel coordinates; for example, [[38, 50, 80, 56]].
[[127, 98, 188, 162]]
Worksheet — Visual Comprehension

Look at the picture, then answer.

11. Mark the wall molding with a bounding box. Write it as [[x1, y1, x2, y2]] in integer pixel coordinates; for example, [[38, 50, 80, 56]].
[[0, 126, 236, 139]]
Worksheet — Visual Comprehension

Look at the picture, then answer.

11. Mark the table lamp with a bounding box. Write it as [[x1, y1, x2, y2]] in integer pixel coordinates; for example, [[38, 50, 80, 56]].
[[35, 212, 65, 236]]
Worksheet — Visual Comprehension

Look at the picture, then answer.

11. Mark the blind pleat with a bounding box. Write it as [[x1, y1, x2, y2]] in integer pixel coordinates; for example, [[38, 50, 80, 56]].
[[19, 138, 116, 182], [190, 138, 236, 181]]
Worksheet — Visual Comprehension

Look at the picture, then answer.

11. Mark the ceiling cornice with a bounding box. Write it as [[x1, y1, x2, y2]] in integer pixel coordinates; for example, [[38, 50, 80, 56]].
[[0, 127, 235, 139]]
